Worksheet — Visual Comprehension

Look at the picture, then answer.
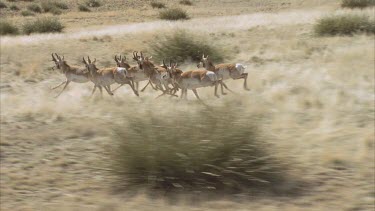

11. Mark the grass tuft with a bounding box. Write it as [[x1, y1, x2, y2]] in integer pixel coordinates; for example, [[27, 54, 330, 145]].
[[150, 1, 166, 9], [78, 4, 91, 12], [86, 0, 101, 7], [341, 0, 375, 8], [0, 1, 6, 8], [159, 7, 189, 20], [150, 30, 226, 63], [314, 14, 375, 36], [23, 17, 64, 35], [9, 4, 19, 10], [27, 3, 42, 13], [0, 20, 19, 35], [41, 1, 67, 15], [179, 0, 193, 5], [111, 105, 286, 193]]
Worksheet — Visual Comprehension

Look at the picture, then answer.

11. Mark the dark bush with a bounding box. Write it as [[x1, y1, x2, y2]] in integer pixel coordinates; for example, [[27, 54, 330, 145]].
[[341, 0, 375, 8], [27, 4, 42, 13], [159, 8, 189, 20], [78, 4, 91, 12], [21, 10, 35, 16], [150, 1, 166, 9], [150, 30, 226, 63], [23, 17, 64, 34], [314, 14, 375, 36], [0, 20, 19, 35], [0, 1, 7, 8], [179, 0, 193, 5], [10, 4, 19, 10], [86, 0, 101, 7]]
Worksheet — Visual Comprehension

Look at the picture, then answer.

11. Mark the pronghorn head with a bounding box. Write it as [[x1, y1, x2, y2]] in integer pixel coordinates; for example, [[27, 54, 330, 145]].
[[114, 55, 131, 69], [163, 60, 182, 82], [82, 56, 98, 76], [132, 51, 154, 70], [51, 53, 67, 71], [197, 54, 212, 69]]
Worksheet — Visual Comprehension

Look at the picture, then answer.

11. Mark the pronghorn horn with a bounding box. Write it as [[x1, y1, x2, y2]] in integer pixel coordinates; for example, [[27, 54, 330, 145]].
[[88, 56, 91, 63], [140, 51, 144, 59], [162, 59, 166, 67], [52, 53, 57, 62], [122, 55, 126, 61], [82, 57, 87, 64], [119, 55, 122, 61], [114, 55, 119, 63], [93, 58, 96, 63], [55, 53, 60, 60]]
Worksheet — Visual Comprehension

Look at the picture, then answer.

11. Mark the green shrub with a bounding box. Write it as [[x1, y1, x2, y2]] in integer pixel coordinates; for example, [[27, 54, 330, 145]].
[[0, 20, 19, 35], [150, 1, 166, 9], [179, 0, 193, 5], [41, 1, 67, 14], [10, 4, 19, 10], [150, 30, 225, 63], [341, 0, 375, 8], [78, 4, 90, 12], [21, 10, 35, 16], [27, 3, 42, 13], [111, 105, 285, 192], [159, 8, 189, 20], [23, 18, 64, 34], [86, 0, 101, 7], [314, 14, 375, 36], [0, 1, 7, 8]]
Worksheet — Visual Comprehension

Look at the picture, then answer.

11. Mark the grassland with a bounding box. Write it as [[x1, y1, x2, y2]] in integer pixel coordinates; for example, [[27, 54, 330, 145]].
[[0, 0, 374, 210]]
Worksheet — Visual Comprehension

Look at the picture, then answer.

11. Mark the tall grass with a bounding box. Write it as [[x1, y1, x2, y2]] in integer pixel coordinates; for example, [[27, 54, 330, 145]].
[[314, 14, 375, 36], [150, 30, 226, 63], [341, 0, 375, 8], [179, 0, 193, 6], [159, 8, 189, 20], [111, 104, 286, 193], [150, 1, 166, 9], [0, 20, 19, 35], [27, 3, 42, 13], [23, 18, 64, 35]]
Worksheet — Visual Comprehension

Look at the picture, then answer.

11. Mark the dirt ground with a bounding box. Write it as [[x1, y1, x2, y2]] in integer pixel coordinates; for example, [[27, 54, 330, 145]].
[[0, 0, 374, 210]]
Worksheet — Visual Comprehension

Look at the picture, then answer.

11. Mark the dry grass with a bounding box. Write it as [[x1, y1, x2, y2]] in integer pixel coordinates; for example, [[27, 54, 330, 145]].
[[0, 1, 374, 210]]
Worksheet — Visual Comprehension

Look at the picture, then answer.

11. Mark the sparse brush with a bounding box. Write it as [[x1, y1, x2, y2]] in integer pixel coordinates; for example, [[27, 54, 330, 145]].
[[111, 104, 286, 192], [150, 1, 166, 9], [27, 3, 42, 13], [86, 0, 101, 7], [179, 0, 193, 6], [21, 10, 35, 16], [0, 1, 7, 8], [0, 20, 19, 35], [314, 14, 375, 36], [41, 1, 67, 14], [159, 7, 189, 20], [341, 0, 375, 8], [9, 4, 19, 10], [78, 4, 90, 12], [150, 30, 226, 63], [23, 17, 64, 34]]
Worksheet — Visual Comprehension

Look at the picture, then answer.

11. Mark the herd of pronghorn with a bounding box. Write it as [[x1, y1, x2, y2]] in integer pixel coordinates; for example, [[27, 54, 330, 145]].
[[51, 52, 249, 100]]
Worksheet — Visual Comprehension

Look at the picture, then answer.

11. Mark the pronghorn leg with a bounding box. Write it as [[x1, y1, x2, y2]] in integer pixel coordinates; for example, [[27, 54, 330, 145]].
[[54, 80, 70, 98], [242, 73, 250, 90], [112, 84, 124, 92], [214, 82, 220, 98], [221, 81, 234, 93], [220, 81, 227, 95], [135, 82, 139, 92], [140, 80, 151, 92], [128, 82, 139, 97], [104, 86, 114, 96], [98, 86, 103, 98], [90, 85, 97, 97], [51, 81, 66, 90], [149, 81, 158, 90], [192, 89, 201, 100], [180, 88, 184, 99]]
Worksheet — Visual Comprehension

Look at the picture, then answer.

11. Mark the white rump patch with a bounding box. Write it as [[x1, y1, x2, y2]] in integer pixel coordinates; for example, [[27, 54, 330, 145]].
[[206, 71, 217, 82], [116, 67, 128, 76], [235, 64, 246, 75]]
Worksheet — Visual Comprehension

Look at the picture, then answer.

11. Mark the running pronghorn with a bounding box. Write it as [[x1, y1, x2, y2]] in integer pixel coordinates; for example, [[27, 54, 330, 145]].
[[132, 51, 176, 96], [51, 53, 91, 98], [166, 61, 220, 100], [197, 54, 249, 95], [113, 54, 148, 93], [82, 56, 138, 97]]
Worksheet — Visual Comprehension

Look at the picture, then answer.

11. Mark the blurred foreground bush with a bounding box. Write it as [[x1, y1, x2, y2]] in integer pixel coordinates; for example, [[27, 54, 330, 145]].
[[111, 105, 286, 193], [341, 0, 375, 8]]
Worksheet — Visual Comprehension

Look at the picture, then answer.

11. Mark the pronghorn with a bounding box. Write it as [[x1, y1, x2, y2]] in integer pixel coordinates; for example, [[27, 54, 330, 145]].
[[197, 54, 249, 94], [82, 56, 138, 97], [51, 53, 91, 98], [113, 54, 149, 93], [166, 62, 219, 100], [133, 51, 177, 96]]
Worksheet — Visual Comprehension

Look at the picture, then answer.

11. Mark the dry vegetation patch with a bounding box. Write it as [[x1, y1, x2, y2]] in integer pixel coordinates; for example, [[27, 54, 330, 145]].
[[341, 0, 375, 8], [0, 20, 19, 35], [159, 7, 189, 20], [23, 17, 64, 34]]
